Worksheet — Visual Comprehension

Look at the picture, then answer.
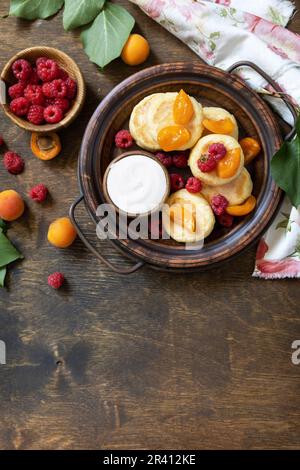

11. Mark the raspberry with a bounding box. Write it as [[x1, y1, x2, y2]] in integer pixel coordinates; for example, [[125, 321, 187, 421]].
[[36, 57, 48, 67], [12, 59, 32, 81], [29, 183, 48, 202], [3, 151, 24, 174], [29, 67, 40, 85], [52, 98, 69, 113], [58, 68, 69, 81], [37, 59, 60, 82], [172, 152, 188, 168], [185, 176, 202, 193], [48, 272, 65, 289], [169, 173, 185, 192], [208, 142, 227, 162], [10, 97, 30, 116], [115, 129, 133, 148], [27, 105, 45, 125], [211, 194, 229, 216], [65, 77, 77, 100], [44, 105, 63, 124], [42, 79, 67, 99], [155, 151, 172, 168], [8, 82, 25, 100], [24, 84, 44, 105], [197, 154, 217, 172], [218, 213, 234, 227], [0, 136, 4, 146]]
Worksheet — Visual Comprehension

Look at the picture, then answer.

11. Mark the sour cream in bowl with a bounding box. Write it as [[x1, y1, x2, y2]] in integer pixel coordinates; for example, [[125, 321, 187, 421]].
[[103, 151, 170, 217]]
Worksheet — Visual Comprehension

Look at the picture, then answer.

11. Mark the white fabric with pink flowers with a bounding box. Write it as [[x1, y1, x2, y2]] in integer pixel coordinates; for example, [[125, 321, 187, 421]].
[[130, 0, 300, 278]]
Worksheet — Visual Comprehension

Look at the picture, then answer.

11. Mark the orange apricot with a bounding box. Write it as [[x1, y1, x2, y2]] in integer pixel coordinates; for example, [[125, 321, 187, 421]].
[[157, 125, 191, 152], [226, 195, 256, 216], [31, 132, 61, 161], [0, 190, 25, 221], [173, 89, 194, 125], [121, 34, 150, 66], [47, 217, 77, 248], [217, 147, 241, 179], [239, 137, 261, 165], [203, 118, 234, 135]]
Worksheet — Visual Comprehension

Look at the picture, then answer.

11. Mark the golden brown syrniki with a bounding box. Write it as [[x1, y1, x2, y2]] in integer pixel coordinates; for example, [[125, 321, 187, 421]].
[[162, 189, 215, 243], [189, 134, 244, 186], [201, 168, 253, 206], [203, 107, 239, 140]]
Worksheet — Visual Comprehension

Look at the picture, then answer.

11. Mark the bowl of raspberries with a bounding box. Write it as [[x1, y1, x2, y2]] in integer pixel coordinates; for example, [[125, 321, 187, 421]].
[[0, 46, 86, 132]]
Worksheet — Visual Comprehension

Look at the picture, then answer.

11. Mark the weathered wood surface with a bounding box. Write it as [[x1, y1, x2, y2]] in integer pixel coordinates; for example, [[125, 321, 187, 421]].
[[0, 0, 300, 450]]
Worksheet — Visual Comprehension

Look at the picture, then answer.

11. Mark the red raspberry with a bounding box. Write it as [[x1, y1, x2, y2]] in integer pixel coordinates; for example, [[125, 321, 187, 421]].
[[115, 129, 133, 148], [65, 77, 77, 100], [155, 151, 172, 168], [8, 82, 25, 100], [218, 213, 234, 227], [58, 68, 69, 81], [12, 59, 32, 81], [211, 194, 229, 216], [172, 152, 188, 168], [52, 98, 69, 113], [0, 136, 4, 146], [10, 97, 30, 117], [29, 67, 40, 85], [36, 57, 48, 67], [29, 183, 48, 202], [197, 154, 217, 173], [3, 151, 24, 174], [27, 105, 45, 125], [48, 272, 65, 289], [169, 173, 185, 192], [37, 59, 60, 82], [24, 84, 44, 105], [44, 105, 63, 124], [208, 142, 227, 162], [42, 79, 67, 99], [185, 176, 202, 193]]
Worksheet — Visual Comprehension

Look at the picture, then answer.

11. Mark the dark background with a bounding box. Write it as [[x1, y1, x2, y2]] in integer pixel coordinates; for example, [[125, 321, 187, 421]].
[[0, 0, 300, 450]]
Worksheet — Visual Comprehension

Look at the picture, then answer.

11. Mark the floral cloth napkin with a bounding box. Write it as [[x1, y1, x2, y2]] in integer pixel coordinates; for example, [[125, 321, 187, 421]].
[[130, 0, 300, 278]]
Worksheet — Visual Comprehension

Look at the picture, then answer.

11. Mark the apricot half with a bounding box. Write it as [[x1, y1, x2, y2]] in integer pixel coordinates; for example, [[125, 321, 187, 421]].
[[217, 147, 241, 179], [173, 89, 194, 125], [121, 34, 150, 66], [157, 125, 191, 151], [226, 195, 256, 216], [0, 190, 25, 221], [203, 118, 234, 135], [239, 137, 261, 165]]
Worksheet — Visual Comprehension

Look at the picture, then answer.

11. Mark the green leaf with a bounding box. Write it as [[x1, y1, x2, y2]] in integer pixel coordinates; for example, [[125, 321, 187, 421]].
[[0, 231, 23, 269], [81, 1, 135, 68], [9, 0, 64, 20], [210, 32, 220, 39], [63, 0, 105, 31], [271, 114, 300, 208], [0, 219, 7, 232], [0, 267, 7, 288]]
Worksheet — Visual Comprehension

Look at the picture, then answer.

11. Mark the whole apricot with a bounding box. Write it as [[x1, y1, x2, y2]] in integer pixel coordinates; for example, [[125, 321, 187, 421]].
[[0, 190, 25, 221], [47, 217, 77, 248], [121, 34, 150, 65]]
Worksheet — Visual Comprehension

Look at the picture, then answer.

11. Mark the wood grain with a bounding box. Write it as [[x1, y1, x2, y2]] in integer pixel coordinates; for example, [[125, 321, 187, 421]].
[[0, 0, 300, 450]]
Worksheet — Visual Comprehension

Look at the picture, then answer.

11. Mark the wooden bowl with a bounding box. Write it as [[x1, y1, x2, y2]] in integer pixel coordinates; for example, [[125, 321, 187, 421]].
[[103, 150, 170, 218], [76, 62, 284, 272], [0, 46, 86, 133]]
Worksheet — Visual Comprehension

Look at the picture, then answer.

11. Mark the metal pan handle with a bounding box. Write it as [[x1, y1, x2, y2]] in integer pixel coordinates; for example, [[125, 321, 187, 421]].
[[69, 195, 144, 275], [227, 60, 298, 141]]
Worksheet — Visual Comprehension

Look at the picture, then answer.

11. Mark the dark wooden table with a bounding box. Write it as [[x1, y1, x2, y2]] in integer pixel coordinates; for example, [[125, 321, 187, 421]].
[[1, 0, 300, 450]]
